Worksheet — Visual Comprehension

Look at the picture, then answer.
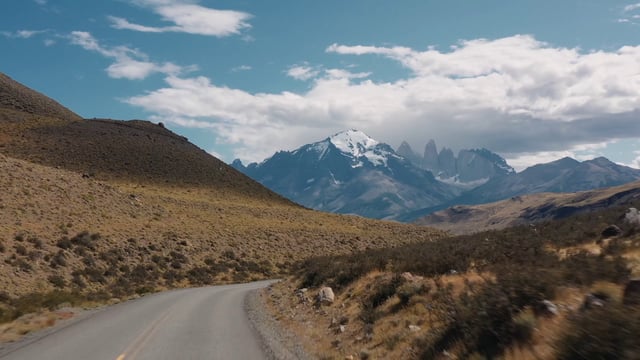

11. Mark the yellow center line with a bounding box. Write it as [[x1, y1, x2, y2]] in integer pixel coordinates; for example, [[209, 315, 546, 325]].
[[115, 308, 173, 360]]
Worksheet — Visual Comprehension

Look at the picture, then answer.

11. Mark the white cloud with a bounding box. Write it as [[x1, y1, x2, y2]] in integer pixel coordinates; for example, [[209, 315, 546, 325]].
[[34, 0, 47, 5], [324, 69, 371, 80], [231, 65, 252, 72], [124, 35, 640, 166], [109, 0, 251, 37], [1, 30, 47, 38], [43, 39, 56, 46], [68, 31, 196, 80], [286, 64, 320, 81], [624, 3, 640, 12], [630, 151, 640, 169], [619, 3, 640, 23]]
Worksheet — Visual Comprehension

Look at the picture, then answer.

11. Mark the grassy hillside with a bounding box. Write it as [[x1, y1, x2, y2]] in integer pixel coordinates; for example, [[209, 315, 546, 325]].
[[264, 198, 640, 359], [0, 73, 446, 330], [0, 73, 82, 123]]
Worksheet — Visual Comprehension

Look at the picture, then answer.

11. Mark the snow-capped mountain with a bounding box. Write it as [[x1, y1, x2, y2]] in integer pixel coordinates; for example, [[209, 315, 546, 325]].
[[233, 130, 640, 222], [232, 130, 459, 220], [397, 140, 515, 187]]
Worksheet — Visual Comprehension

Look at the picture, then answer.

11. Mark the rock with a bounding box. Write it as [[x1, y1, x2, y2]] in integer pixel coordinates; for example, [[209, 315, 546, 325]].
[[408, 324, 421, 332], [601, 225, 622, 238], [540, 300, 558, 316], [339, 325, 346, 333], [438, 147, 456, 178], [422, 139, 439, 171], [625, 208, 640, 227], [623, 279, 640, 306], [318, 286, 335, 304], [582, 293, 607, 310], [295, 288, 310, 303], [397, 141, 422, 165]]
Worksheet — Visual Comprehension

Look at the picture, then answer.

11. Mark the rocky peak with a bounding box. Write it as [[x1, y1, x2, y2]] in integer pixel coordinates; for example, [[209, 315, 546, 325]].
[[423, 139, 439, 171], [397, 141, 422, 165], [438, 147, 457, 178]]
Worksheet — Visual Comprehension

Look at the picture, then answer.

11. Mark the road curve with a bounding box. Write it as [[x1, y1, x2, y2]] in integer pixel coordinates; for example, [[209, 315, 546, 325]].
[[0, 280, 276, 360]]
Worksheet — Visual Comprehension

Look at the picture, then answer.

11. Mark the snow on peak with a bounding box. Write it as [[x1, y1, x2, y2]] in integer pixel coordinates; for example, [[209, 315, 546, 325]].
[[329, 129, 396, 167], [330, 129, 378, 156]]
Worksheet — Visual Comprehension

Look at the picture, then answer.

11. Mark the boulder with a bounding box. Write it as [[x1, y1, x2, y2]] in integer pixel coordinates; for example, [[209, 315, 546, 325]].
[[318, 286, 335, 304], [601, 225, 622, 238], [540, 300, 558, 316], [625, 208, 640, 227], [408, 324, 421, 332], [623, 279, 640, 306]]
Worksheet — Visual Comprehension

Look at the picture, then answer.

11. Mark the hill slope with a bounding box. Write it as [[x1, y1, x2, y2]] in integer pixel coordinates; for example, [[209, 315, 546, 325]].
[[0, 73, 446, 306], [456, 157, 640, 205], [0, 73, 82, 123], [416, 180, 640, 234]]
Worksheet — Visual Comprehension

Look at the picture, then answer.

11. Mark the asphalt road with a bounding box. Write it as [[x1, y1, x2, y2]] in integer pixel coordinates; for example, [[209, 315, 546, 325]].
[[0, 280, 275, 360]]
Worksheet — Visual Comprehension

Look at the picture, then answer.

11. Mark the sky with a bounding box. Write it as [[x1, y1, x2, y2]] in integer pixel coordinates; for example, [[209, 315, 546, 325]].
[[2, 0, 640, 171]]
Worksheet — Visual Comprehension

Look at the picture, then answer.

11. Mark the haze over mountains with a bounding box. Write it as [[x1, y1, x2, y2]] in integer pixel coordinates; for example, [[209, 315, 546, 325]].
[[235, 131, 640, 221]]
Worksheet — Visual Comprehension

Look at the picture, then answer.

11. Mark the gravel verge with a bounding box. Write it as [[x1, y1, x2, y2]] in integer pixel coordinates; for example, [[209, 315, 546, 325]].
[[246, 285, 313, 360]]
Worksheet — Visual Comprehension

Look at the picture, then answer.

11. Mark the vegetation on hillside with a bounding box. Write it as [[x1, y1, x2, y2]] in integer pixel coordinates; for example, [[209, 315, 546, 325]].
[[285, 200, 640, 359]]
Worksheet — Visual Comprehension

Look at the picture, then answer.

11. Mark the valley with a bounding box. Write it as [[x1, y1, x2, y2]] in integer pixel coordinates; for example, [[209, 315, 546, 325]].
[[1, 71, 640, 359]]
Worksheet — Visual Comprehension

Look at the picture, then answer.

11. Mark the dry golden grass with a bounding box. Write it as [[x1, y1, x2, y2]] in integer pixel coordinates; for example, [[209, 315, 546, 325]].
[[263, 230, 638, 360], [0, 308, 77, 343], [0, 152, 446, 298]]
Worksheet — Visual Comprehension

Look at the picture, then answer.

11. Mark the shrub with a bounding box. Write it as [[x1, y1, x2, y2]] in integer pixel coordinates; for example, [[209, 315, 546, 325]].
[[555, 304, 640, 360], [48, 275, 66, 288], [14, 244, 27, 256], [56, 236, 72, 249], [49, 250, 67, 268], [70, 231, 100, 250]]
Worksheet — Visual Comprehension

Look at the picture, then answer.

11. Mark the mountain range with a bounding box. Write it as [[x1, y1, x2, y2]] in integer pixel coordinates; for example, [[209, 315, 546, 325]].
[[233, 130, 457, 220], [234, 132, 640, 221]]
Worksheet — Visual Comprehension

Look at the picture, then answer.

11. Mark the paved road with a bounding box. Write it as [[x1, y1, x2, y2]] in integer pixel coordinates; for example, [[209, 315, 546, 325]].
[[0, 280, 275, 360]]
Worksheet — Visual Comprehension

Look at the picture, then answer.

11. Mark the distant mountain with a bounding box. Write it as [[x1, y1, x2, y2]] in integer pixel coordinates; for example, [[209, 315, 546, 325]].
[[416, 180, 640, 235], [233, 130, 459, 220], [456, 156, 640, 205], [397, 139, 515, 187]]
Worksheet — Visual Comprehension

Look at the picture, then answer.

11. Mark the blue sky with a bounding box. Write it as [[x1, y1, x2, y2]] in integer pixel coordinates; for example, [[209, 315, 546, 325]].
[[2, 0, 640, 170]]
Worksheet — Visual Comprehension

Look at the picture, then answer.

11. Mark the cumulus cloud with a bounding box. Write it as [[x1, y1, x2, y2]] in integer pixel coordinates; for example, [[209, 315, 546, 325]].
[[109, 0, 251, 37], [124, 35, 640, 165], [68, 31, 195, 80], [286, 64, 320, 81]]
